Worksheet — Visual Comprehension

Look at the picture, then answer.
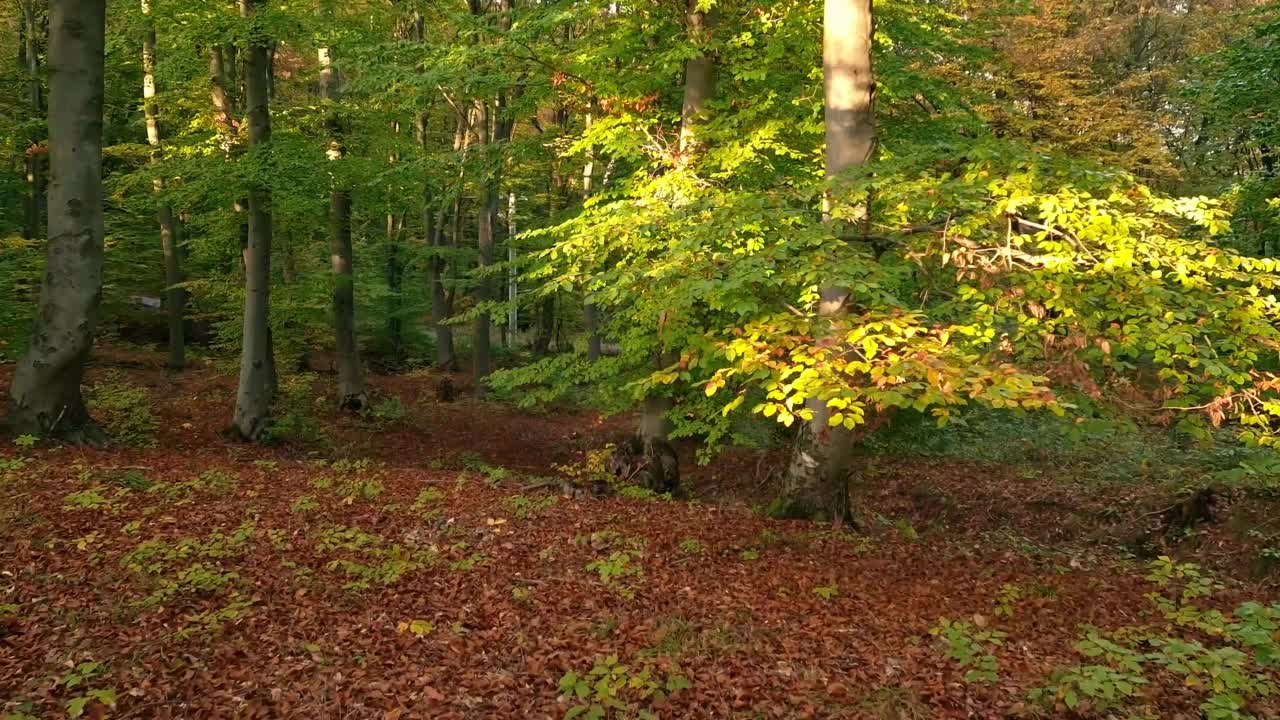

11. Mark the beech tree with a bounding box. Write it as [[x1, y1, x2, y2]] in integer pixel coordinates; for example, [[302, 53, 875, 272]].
[[142, 0, 185, 371], [230, 0, 276, 441], [19, 0, 43, 242], [319, 44, 367, 410], [779, 0, 877, 520], [7, 0, 107, 443]]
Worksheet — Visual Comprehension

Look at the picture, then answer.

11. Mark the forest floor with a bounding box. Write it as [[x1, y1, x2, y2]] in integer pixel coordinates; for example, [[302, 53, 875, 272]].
[[1, 348, 1279, 719]]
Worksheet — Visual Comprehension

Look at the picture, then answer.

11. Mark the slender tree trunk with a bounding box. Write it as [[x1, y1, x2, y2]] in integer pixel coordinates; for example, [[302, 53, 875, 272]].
[[429, 112, 463, 370], [7, 0, 107, 444], [581, 107, 603, 362], [507, 191, 518, 344], [319, 46, 366, 410], [780, 0, 877, 522], [636, 2, 718, 463], [533, 152, 562, 358], [677, 4, 718, 158], [142, 0, 185, 370], [470, 0, 518, 392], [232, 0, 276, 441], [209, 46, 238, 146], [387, 117, 405, 358], [266, 41, 276, 101], [21, 1, 44, 241], [473, 98, 495, 390]]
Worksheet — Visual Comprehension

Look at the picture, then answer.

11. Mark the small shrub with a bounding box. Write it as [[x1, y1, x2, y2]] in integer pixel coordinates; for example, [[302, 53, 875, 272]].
[[1030, 663, 1148, 713], [309, 460, 383, 503], [413, 487, 445, 510], [366, 395, 407, 425], [291, 495, 319, 514], [617, 485, 671, 501], [679, 538, 705, 555], [64, 487, 128, 513], [449, 553, 487, 572], [58, 660, 116, 719], [994, 583, 1024, 619], [931, 618, 1006, 684], [315, 525, 435, 591], [1030, 561, 1280, 719], [508, 494, 557, 520], [170, 598, 255, 641], [153, 469, 238, 500], [587, 551, 643, 586], [814, 583, 840, 601], [111, 469, 153, 492], [557, 654, 690, 720], [86, 371, 157, 446]]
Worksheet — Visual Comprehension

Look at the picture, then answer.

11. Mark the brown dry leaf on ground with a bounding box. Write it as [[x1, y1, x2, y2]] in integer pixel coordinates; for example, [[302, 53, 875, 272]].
[[0, 355, 1277, 719]]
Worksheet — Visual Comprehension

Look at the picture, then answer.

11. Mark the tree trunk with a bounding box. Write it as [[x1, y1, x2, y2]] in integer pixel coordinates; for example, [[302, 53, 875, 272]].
[[428, 109, 467, 371], [319, 46, 366, 410], [386, 114, 405, 358], [582, 107, 603, 362], [427, 197, 455, 370], [143, 0, 185, 371], [534, 114, 565, 358], [779, 0, 877, 522], [231, 0, 276, 441], [472, 98, 495, 392], [634, 2, 718, 466], [330, 189, 364, 409], [21, 1, 44, 241], [387, 209, 405, 357], [507, 191, 519, 345], [7, 0, 107, 445], [677, 4, 718, 158]]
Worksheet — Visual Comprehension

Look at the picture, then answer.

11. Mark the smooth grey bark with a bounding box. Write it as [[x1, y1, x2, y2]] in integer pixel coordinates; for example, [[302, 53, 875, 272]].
[[231, 0, 276, 441], [143, 0, 184, 371], [329, 189, 364, 409], [677, 3, 718, 157], [636, 2, 718, 463], [7, 0, 107, 444], [779, 0, 877, 522], [319, 46, 366, 410]]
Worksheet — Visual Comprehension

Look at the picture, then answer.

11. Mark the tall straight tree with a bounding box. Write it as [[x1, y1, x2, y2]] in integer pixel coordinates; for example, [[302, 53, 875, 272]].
[[472, 95, 495, 390], [231, 0, 276, 440], [472, 0, 517, 394], [636, 0, 718, 474], [582, 104, 603, 363], [319, 46, 366, 410], [7, 0, 107, 443], [142, 0, 185, 371], [20, 0, 44, 241], [779, 0, 877, 521]]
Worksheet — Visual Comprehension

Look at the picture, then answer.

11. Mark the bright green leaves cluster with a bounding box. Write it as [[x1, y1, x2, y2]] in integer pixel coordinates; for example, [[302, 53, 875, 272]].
[[493, 1, 1280, 453], [700, 145, 1280, 446]]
